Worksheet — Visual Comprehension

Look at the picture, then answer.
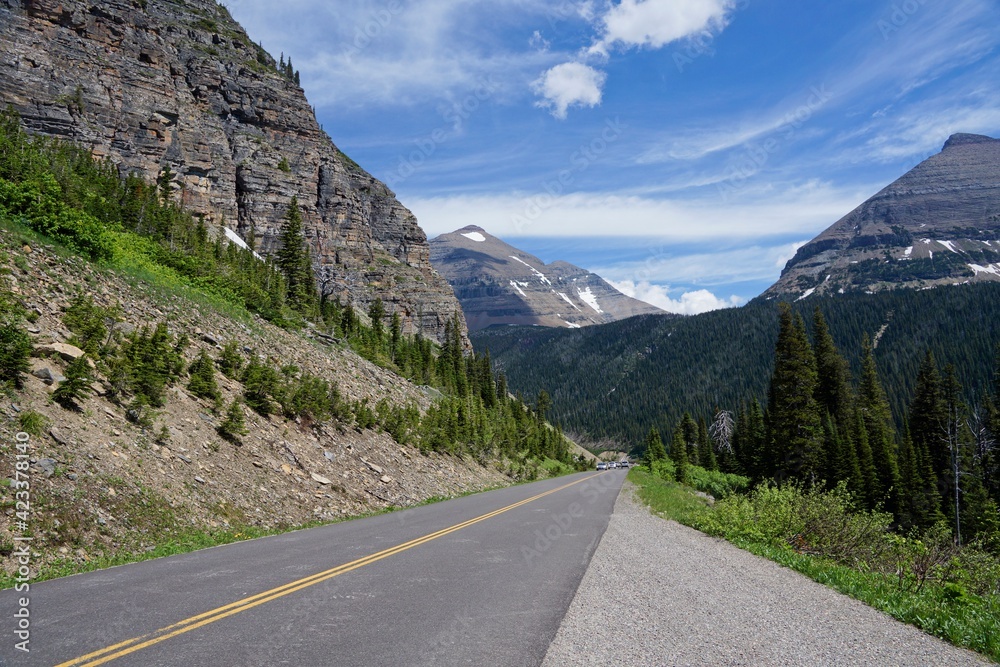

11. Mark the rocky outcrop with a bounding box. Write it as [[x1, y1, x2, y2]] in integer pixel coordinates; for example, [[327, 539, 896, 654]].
[[430, 226, 663, 330], [0, 0, 464, 342], [767, 134, 1000, 299]]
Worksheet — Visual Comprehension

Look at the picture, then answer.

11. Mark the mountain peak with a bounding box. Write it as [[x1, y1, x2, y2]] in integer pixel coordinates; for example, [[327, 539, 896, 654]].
[[430, 228, 664, 330], [943, 133, 999, 150], [766, 130, 1000, 299]]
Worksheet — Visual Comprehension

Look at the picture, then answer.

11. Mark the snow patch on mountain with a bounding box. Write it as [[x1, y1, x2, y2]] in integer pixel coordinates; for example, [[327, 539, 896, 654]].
[[969, 263, 1000, 276], [223, 226, 263, 260], [577, 286, 603, 313], [509, 280, 527, 297], [461, 231, 486, 242], [509, 255, 551, 285], [558, 292, 581, 310]]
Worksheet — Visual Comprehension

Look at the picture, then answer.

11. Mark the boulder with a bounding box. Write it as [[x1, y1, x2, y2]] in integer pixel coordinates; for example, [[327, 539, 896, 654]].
[[34, 342, 86, 361], [33, 367, 67, 385]]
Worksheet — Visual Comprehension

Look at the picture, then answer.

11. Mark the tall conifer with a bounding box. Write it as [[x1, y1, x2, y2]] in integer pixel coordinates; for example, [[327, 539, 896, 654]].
[[767, 304, 823, 483], [858, 335, 901, 514]]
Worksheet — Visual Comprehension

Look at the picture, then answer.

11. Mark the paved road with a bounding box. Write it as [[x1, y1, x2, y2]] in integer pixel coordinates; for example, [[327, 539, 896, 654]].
[[544, 482, 993, 667], [0, 470, 625, 666]]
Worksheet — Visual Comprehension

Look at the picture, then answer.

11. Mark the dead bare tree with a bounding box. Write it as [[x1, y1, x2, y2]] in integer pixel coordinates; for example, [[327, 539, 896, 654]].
[[710, 409, 735, 454]]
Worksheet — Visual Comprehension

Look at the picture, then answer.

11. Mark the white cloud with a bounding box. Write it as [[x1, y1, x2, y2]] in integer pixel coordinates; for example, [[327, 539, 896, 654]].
[[406, 181, 865, 240], [532, 63, 607, 119], [610, 280, 743, 315], [532, 0, 739, 117], [592, 0, 734, 55]]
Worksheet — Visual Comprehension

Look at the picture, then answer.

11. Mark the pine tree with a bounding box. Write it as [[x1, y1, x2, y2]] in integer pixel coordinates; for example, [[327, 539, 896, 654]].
[[276, 197, 317, 316], [858, 335, 901, 514], [896, 424, 925, 530], [368, 298, 386, 344], [217, 341, 244, 379], [644, 426, 667, 465], [851, 406, 879, 507], [697, 416, 717, 471], [390, 312, 402, 363], [767, 304, 823, 483], [53, 356, 93, 409], [908, 350, 947, 522], [218, 399, 248, 442], [736, 399, 767, 481], [0, 322, 32, 390], [812, 308, 853, 431], [536, 389, 552, 424], [187, 349, 221, 405], [670, 422, 689, 483]]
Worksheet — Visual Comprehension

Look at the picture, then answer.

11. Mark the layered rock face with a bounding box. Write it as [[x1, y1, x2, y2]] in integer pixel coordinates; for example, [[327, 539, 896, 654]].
[[767, 134, 1000, 299], [430, 226, 663, 330], [0, 0, 465, 342]]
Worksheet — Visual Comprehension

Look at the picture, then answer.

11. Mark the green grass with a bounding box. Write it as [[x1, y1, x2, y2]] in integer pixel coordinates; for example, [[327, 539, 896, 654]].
[[629, 468, 1000, 663], [17, 410, 50, 437], [630, 468, 712, 526]]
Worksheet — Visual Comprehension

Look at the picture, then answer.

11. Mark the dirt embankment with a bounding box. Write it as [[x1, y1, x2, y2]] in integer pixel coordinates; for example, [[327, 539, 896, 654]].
[[0, 232, 510, 577]]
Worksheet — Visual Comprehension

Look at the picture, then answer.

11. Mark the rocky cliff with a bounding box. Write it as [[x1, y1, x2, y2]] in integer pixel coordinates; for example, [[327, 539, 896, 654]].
[[430, 226, 664, 330], [767, 133, 1000, 299], [0, 0, 465, 342]]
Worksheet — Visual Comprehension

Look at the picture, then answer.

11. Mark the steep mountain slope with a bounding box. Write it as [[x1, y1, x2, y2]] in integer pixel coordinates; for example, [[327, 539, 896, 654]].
[[0, 0, 464, 342], [768, 134, 1000, 299], [0, 227, 508, 579], [473, 285, 1000, 448], [430, 225, 664, 330]]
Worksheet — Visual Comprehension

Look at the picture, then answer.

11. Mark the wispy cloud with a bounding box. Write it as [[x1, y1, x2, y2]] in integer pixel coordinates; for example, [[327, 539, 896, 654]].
[[407, 180, 865, 241], [632, 0, 999, 168], [594, 240, 807, 288], [227, 0, 573, 110]]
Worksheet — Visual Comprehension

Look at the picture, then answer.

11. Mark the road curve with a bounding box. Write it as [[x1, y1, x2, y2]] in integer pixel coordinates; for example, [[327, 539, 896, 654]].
[[0, 470, 626, 667]]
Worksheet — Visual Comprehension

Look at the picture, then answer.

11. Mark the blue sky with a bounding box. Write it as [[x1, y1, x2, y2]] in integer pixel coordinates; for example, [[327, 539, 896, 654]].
[[224, 0, 1000, 314]]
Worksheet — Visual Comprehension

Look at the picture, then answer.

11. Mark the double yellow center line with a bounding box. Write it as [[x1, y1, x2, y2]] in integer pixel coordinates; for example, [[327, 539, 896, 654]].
[[58, 473, 599, 666]]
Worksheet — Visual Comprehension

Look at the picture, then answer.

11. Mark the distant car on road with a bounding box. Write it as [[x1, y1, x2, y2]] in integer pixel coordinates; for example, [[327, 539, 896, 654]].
[[596, 462, 607, 471], [620, 461, 629, 469]]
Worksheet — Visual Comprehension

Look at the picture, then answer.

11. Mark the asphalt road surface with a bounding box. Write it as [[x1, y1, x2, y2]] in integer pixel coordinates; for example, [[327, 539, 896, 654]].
[[0, 470, 625, 667]]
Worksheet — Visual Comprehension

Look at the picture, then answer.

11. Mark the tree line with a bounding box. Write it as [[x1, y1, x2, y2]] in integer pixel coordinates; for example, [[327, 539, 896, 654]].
[[650, 304, 999, 545], [473, 284, 1000, 449]]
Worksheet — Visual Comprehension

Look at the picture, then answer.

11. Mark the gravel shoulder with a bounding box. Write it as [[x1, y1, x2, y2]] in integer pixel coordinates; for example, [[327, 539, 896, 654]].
[[543, 480, 994, 667]]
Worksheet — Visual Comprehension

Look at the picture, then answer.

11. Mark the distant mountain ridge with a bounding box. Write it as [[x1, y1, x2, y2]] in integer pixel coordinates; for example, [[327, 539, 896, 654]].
[[429, 226, 664, 330], [767, 133, 1000, 299]]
